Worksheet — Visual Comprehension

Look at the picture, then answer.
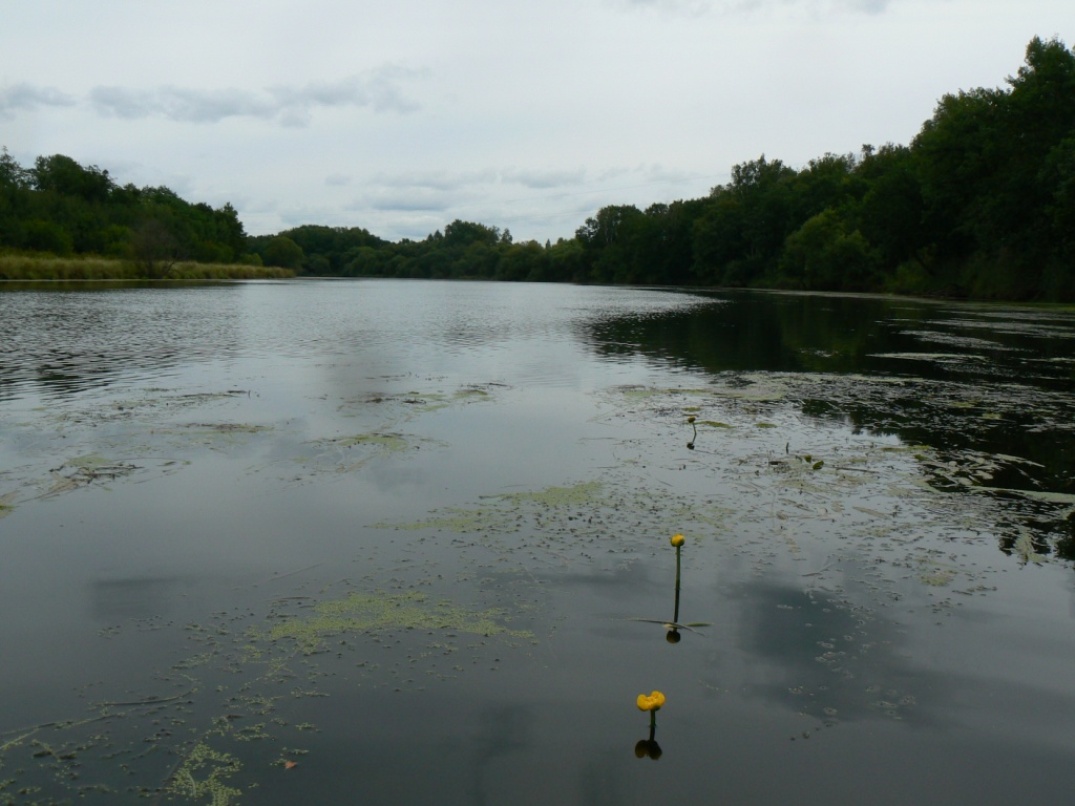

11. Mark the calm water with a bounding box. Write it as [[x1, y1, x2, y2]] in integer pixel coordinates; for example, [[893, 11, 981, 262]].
[[1, 280, 1074, 805]]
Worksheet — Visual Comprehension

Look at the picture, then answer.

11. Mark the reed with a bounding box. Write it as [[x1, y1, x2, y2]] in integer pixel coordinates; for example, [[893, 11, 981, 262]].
[[0, 253, 295, 281]]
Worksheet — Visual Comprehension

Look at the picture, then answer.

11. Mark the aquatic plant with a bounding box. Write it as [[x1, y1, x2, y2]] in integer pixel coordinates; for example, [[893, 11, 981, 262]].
[[671, 533, 685, 628], [635, 691, 666, 758], [636, 691, 666, 712]]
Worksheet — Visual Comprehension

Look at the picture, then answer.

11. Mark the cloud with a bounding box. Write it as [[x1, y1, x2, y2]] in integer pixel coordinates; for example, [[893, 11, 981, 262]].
[[90, 86, 275, 123], [0, 82, 76, 119], [369, 169, 498, 193], [352, 170, 499, 216], [270, 66, 426, 116], [89, 66, 427, 126], [365, 192, 453, 212]]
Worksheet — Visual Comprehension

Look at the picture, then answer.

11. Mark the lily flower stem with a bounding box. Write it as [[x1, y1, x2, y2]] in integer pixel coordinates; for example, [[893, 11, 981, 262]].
[[649, 710, 657, 737], [673, 546, 682, 624]]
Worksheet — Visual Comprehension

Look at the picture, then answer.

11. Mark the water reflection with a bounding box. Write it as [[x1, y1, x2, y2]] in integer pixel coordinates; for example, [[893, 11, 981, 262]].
[[89, 575, 183, 620], [0, 284, 246, 399], [738, 580, 935, 726]]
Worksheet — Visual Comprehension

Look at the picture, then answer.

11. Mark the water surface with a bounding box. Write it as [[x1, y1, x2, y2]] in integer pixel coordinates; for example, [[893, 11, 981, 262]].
[[1, 281, 1074, 804]]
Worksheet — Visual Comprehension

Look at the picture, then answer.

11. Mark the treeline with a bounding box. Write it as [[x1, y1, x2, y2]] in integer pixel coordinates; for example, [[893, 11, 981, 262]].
[[4, 36, 1073, 299], [0, 152, 253, 277], [246, 220, 577, 283], [251, 36, 1073, 300]]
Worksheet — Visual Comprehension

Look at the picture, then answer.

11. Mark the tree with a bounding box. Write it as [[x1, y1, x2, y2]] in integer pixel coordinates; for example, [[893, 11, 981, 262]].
[[0, 147, 29, 189], [131, 219, 179, 278], [263, 235, 305, 270], [780, 210, 878, 291], [32, 154, 113, 203]]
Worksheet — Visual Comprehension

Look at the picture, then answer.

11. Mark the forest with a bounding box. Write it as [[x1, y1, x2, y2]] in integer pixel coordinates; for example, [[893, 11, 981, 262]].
[[2, 36, 1073, 300]]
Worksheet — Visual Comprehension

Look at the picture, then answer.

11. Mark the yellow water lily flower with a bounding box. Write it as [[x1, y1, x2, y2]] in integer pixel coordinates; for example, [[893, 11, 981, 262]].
[[670, 533, 685, 548], [636, 691, 666, 712]]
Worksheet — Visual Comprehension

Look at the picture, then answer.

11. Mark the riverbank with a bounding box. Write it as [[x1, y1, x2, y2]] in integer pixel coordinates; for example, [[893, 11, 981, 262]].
[[0, 253, 295, 281]]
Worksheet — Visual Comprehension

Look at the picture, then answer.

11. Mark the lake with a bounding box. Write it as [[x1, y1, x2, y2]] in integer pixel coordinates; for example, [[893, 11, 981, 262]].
[[1, 280, 1074, 805]]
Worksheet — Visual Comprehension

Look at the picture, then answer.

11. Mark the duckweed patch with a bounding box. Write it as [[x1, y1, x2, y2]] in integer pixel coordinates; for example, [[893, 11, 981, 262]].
[[165, 741, 242, 806], [342, 383, 501, 417], [326, 432, 410, 452], [496, 480, 604, 508], [264, 591, 530, 653]]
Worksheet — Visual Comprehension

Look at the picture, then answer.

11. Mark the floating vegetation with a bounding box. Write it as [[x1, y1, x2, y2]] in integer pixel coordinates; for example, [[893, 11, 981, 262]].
[[495, 480, 603, 508], [341, 384, 501, 418], [374, 480, 611, 537], [299, 430, 446, 476], [164, 741, 242, 806], [0, 578, 540, 803], [263, 590, 530, 654]]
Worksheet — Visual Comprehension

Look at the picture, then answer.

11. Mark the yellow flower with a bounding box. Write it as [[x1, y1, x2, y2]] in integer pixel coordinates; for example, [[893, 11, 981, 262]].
[[670, 533, 685, 548], [636, 691, 666, 712]]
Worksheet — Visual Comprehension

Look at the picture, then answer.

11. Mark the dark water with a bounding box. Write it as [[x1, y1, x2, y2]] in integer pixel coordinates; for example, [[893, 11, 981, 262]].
[[1, 281, 1074, 805]]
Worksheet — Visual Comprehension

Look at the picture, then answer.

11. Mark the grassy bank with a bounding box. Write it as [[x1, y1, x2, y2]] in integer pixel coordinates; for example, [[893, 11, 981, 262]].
[[0, 253, 295, 281]]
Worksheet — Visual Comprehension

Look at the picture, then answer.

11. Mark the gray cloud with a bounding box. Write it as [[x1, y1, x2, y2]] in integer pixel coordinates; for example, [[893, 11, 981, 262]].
[[502, 168, 586, 189], [90, 85, 276, 123], [368, 169, 498, 193], [90, 66, 426, 126], [354, 170, 497, 215], [0, 82, 76, 119], [364, 192, 453, 213]]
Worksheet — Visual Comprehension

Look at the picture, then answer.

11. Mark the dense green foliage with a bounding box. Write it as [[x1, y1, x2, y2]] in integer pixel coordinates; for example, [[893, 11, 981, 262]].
[[3, 37, 1073, 298], [0, 151, 253, 276]]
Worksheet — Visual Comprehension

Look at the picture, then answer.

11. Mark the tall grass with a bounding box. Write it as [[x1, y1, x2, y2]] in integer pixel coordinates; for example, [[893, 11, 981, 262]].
[[0, 253, 295, 281]]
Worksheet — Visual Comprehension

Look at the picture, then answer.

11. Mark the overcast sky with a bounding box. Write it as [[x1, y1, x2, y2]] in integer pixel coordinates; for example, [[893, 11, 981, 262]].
[[1, 0, 1068, 243]]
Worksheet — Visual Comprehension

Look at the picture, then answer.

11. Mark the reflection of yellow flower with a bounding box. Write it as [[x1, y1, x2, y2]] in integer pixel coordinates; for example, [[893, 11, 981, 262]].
[[636, 691, 666, 712], [670, 533, 685, 548], [687, 416, 696, 424], [634, 739, 663, 760]]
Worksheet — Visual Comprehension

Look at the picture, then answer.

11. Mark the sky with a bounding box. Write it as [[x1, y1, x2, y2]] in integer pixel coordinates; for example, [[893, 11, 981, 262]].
[[1, 0, 1069, 244]]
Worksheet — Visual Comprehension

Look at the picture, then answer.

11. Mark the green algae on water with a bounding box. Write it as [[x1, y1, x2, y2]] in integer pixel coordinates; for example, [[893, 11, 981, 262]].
[[166, 741, 242, 806], [264, 591, 530, 654]]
